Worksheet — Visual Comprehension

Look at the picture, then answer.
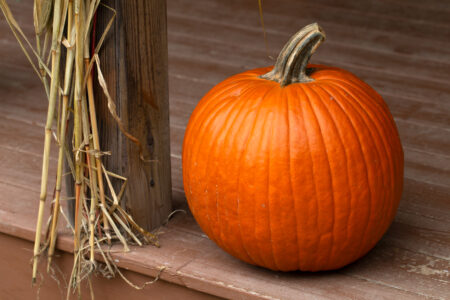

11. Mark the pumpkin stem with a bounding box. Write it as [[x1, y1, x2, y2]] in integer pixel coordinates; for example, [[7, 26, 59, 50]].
[[260, 23, 326, 86]]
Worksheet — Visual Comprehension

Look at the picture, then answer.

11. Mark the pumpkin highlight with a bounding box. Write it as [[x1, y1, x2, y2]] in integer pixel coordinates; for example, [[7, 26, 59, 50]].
[[182, 23, 404, 271]]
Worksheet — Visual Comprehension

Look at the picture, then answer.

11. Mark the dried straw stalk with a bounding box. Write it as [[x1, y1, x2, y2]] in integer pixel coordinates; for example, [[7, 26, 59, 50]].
[[32, 0, 65, 283], [47, 0, 75, 271]]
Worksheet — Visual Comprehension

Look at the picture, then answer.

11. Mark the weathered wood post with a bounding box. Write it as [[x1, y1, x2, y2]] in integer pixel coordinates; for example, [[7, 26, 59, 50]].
[[93, 0, 171, 230]]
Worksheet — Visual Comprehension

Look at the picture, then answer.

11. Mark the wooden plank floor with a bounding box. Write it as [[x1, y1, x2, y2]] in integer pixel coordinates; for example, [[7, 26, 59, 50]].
[[1, 0, 449, 299]]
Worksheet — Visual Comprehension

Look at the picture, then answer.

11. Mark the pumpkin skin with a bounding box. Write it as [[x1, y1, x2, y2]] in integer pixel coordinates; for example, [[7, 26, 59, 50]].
[[182, 25, 403, 271]]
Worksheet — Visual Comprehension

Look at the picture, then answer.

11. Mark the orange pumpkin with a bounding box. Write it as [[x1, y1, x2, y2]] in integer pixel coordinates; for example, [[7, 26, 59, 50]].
[[182, 23, 403, 271]]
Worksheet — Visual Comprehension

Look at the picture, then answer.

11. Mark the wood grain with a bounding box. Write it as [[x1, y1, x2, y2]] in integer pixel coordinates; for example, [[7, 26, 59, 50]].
[[93, 0, 172, 230]]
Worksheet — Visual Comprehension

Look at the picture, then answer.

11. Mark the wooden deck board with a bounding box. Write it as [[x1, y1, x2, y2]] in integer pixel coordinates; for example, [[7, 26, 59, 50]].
[[0, 0, 449, 299]]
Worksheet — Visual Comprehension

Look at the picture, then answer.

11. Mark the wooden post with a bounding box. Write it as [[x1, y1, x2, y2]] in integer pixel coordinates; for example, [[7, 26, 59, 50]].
[[93, 0, 171, 230]]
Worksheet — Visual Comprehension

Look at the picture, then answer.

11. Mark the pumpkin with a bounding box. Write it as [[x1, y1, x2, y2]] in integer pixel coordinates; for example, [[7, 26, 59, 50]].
[[182, 23, 404, 271]]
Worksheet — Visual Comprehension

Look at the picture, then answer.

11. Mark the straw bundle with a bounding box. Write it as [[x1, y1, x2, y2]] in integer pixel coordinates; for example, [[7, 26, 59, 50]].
[[0, 0, 161, 297]]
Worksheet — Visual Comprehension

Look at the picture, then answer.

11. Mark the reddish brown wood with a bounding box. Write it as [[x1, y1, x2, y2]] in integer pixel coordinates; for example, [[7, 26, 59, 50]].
[[0, 233, 219, 300]]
